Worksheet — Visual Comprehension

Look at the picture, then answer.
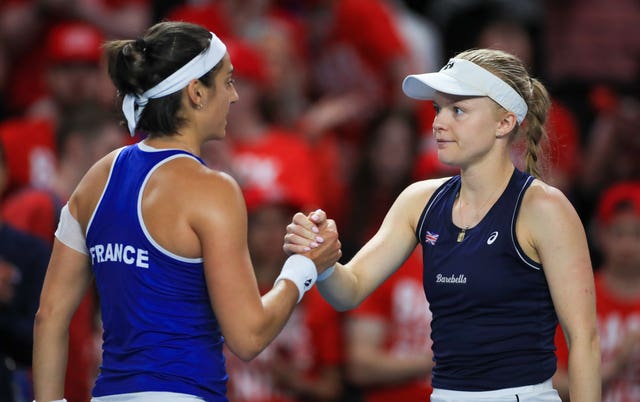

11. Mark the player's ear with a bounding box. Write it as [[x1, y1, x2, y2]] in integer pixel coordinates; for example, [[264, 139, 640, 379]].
[[496, 111, 517, 138]]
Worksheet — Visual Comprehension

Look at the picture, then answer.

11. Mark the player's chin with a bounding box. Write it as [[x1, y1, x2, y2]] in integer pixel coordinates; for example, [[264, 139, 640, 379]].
[[436, 152, 460, 167], [208, 127, 227, 140]]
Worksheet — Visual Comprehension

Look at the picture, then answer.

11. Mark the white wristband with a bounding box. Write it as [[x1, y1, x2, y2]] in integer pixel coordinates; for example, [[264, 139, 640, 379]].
[[274, 254, 317, 303], [317, 264, 335, 282], [33, 399, 67, 402]]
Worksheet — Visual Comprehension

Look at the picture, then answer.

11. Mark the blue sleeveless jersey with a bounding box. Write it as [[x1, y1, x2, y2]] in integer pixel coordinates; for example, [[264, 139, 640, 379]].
[[86, 144, 228, 400], [416, 169, 557, 391]]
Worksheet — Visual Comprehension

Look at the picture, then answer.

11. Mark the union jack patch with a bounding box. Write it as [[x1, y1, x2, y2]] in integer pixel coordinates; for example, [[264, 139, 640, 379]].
[[425, 231, 439, 245]]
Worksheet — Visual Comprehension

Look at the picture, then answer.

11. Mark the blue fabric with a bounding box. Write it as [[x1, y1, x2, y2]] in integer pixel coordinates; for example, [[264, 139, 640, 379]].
[[416, 169, 557, 391], [86, 144, 228, 400]]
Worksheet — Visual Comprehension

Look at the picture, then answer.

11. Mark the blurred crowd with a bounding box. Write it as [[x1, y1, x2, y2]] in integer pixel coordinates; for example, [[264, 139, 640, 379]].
[[0, 0, 638, 401]]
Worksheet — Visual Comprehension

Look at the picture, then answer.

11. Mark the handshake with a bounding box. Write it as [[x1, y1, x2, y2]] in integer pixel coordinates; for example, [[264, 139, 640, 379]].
[[275, 209, 342, 303]]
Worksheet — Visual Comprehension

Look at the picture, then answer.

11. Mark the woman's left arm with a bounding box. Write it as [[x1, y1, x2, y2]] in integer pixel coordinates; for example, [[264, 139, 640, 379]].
[[32, 239, 93, 401], [522, 183, 601, 402]]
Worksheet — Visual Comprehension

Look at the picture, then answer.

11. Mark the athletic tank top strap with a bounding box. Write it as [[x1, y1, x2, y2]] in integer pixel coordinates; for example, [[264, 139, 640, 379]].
[[415, 176, 460, 243], [509, 173, 542, 270]]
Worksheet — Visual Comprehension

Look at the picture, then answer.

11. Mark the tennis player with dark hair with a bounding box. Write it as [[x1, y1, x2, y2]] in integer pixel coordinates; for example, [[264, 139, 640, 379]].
[[32, 21, 341, 402]]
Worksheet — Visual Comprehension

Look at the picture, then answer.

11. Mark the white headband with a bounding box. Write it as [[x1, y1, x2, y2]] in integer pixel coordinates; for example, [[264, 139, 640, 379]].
[[122, 32, 227, 136], [402, 58, 528, 124]]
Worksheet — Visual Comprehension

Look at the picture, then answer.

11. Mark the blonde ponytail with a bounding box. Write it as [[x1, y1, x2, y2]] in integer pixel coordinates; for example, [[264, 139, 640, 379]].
[[455, 49, 552, 178], [522, 78, 551, 178]]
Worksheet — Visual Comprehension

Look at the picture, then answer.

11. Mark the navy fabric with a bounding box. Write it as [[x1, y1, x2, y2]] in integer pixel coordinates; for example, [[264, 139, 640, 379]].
[[417, 169, 557, 391]]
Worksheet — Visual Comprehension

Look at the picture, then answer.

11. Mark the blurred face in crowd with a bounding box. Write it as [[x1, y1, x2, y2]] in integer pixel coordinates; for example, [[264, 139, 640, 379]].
[[369, 114, 416, 187], [248, 204, 292, 271], [477, 21, 533, 69], [85, 123, 127, 167], [598, 209, 640, 275], [47, 62, 100, 107]]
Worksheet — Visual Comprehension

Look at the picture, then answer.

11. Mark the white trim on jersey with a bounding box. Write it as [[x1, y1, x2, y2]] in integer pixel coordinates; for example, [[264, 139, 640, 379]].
[[137, 154, 204, 264], [417, 181, 451, 242], [87, 147, 126, 235], [91, 391, 205, 402], [510, 175, 542, 271]]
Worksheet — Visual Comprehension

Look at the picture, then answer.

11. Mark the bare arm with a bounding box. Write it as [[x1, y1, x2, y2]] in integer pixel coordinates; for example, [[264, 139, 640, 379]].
[[285, 180, 444, 311], [193, 171, 340, 361], [32, 239, 93, 401], [32, 151, 119, 401], [521, 182, 601, 401], [552, 367, 570, 402]]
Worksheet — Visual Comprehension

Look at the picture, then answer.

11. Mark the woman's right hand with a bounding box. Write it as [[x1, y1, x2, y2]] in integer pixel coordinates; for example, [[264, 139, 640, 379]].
[[283, 209, 328, 255], [284, 209, 341, 273]]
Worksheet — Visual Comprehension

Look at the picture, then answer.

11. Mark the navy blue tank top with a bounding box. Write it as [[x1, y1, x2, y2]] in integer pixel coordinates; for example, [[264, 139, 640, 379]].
[[416, 169, 557, 391], [86, 144, 228, 400]]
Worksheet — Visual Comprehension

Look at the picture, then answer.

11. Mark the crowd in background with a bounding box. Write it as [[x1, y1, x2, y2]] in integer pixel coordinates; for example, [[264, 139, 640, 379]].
[[0, 0, 637, 401]]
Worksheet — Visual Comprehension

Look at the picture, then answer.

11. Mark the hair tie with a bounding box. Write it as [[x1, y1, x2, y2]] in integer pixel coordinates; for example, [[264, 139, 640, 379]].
[[134, 38, 147, 54]]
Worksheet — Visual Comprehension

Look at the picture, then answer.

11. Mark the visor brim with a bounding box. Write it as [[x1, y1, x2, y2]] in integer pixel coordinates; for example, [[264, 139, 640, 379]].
[[402, 73, 486, 100]]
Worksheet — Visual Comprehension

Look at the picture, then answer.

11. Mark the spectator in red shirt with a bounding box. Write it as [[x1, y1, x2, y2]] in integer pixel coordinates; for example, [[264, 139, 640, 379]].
[[222, 109, 343, 399], [2, 102, 126, 239], [202, 38, 322, 216], [0, 0, 149, 113], [346, 248, 433, 402], [225, 199, 344, 402], [28, 22, 106, 122], [554, 181, 640, 402], [340, 108, 433, 401], [0, 21, 106, 196]]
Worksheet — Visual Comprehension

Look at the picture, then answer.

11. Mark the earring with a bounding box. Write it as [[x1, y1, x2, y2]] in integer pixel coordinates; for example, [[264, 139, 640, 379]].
[[197, 104, 204, 110]]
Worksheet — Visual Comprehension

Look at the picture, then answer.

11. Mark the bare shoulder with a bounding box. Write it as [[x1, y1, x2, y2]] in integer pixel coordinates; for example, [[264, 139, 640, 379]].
[[402, 176, 452, 202], [166, 160, 246, 229], [510, 179, 586, 266], [398, 176, 452, 229], [176, 160, 243, 206], [71, 148, 124, 225], [519, 179, 585, 255], [520, 179, 578, 221]]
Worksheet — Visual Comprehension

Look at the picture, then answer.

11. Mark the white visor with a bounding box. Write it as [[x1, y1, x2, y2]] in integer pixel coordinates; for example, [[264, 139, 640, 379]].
[[402, 58, 528, 124]]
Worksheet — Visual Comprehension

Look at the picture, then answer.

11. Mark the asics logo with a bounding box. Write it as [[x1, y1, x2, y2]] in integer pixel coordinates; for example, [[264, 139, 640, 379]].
[[487, 231, 499, 245]]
